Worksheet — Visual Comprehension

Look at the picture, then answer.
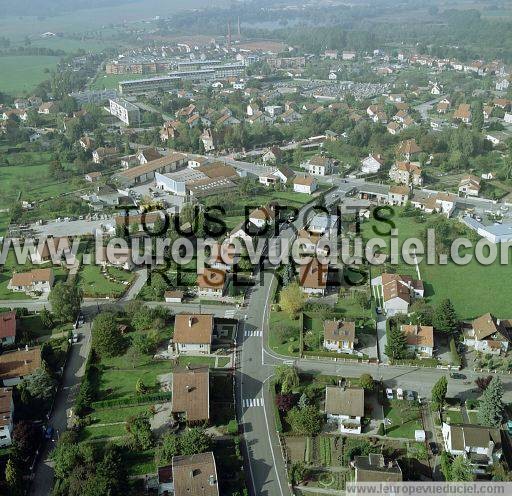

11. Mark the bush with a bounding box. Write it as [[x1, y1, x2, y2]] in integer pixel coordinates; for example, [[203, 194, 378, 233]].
[[377, 422, 385, 436], [227, 419, 239, 435]]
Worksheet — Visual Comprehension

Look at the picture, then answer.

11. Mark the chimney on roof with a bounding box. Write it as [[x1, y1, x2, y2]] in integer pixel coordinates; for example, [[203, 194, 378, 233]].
[[25, 344, 29, 352], [188, 316, 194, 327]]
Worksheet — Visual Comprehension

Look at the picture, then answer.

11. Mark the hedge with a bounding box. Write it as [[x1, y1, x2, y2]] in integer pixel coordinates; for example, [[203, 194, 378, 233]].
[[269, 381, 283, 433], [303, 350, 369, 361], [450, 337, 462, 367], [91, 391, 172, 410]]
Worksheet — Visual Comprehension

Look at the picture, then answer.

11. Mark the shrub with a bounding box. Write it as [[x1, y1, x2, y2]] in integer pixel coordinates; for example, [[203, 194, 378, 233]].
[[227, 420, 239, 435]]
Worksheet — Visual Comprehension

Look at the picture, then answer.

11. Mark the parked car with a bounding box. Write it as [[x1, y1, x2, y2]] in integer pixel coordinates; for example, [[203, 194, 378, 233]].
[[396, 388, 404, 400], [45, 426, 54, 440], [429, 442, 438, 455], [406, 390, 415, 401], [376, 306, 383, 315], [451, 373, 466, 380], [386, 388, 394, 400]]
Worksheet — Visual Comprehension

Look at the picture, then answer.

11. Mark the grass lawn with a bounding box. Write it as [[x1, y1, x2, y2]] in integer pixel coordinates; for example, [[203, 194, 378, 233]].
[[78, 265, 130, 298], [19, 315, 71, 340], [89, 405, 153, 425], [444, 408, 464, 425], [0, 56, 60, 95], [383, 400, 422, 439], [0, 152, 72, 209], [175, 356, 218, 368], [361, 208, 512, 319], [467, 411, 482, 425], [81, 423, 128, 442], [268, 309, 301, 357]]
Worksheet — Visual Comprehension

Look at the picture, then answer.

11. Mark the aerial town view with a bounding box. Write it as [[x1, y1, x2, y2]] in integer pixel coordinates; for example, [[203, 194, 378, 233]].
[[1, 0, 512, 495]]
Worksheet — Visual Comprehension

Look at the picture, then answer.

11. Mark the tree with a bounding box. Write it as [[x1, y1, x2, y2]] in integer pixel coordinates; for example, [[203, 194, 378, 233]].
[[298, 393, 309, 409], [355, 291, 370, 310], [275, 365, 300, 394], [433, 298, 458, 334], [276, 393, 296, 413], [440, 451, 452, 480], [450, 455, 474, 481], [478, 376, 504, 427], [19, 367, 57, 406], [279, 282, 305, 319], [286, 405, 324, 436], [385, 325, 408, 360], [359, 373, 374, 390], [179, 428, 212, 456], [126, 413, 153, 450], [12, 421, 41, 459], [150, 272, 168, 299], [135, 378, 147, 395], [410, 299, 434, 326], [471, 101, 484, 132], [92, 313, 124, 357], [431, 376, 448, 412], [5, 457, 22, 496], [49, 281, 82, 322], [475, 375, 493, 391], [155, 432, 181, 466], [40, 307, 54, 329]]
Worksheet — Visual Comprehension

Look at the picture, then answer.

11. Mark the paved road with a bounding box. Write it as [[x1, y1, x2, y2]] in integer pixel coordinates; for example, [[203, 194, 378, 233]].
[[30, 312, 94, 495]]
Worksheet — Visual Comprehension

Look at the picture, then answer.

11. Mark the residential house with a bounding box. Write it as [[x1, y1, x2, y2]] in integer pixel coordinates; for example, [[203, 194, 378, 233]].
[[85, 171, 102, 182], [160, 120, 180, 142], [299, 259, 328, 295], [188, 156, 209, 168], [441, 423, 502, 473], [171, 366, 210, 424], [380, 273, 424, 316], [353, 454, 402, 482], [79, 136, 95, 151], [388, 185, 410, 206], [137, 148, 162, 164], [228, 221, 253, 246], [8, 268, 54, 295], [196, 269, 226, 298], [453, 103, 472, 124], [262, 146, 283, 164], [216, 113, 240, 127], [0, 389, 14, 447], [0, 347, 42, 386], [31, 236, 73, 265], [396, 139, 421, 161], [436, 101, 450, 114], [96, 246, 134, 271], [463, 313, 510, 355], [323, 320, 357, 354], [92, 147, 118, 165], [293, 175, 317, 195], [458, 174, 481, 197], [201, 129, 217, 152], [389, 162, 423, 186], [387, 121, 401, 135], [172, 314, 214, 355], [361, 154, 385, 174], [246, 102, 260, 116], [164, 291, 184, 303], [302, 155, 334, 176], [280, 109, 302, 124], [172, 452, 219, 496], [401, 324, 434, 357], [248, 205, 276, 228], [0, 312, 17, 346], [38, 102, 56, 114], [325, 386, 364, 434]]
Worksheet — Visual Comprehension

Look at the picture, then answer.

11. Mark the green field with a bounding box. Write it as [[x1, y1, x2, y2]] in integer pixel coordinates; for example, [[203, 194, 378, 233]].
[[0, 151, 73, 209], [361, 209, 512, 319], [0, 56, 60, 95]]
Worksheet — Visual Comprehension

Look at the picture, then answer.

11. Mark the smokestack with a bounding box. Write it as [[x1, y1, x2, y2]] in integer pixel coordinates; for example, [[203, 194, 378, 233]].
[[227, 21, 232, 47], [237, 16, 241, 37]]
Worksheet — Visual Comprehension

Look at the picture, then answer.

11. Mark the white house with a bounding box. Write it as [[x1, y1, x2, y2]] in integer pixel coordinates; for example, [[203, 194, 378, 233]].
[[323, 320, 357, 354], [164, 290, 184, 303], [8, 268, 54, 296], [379, 273, 423, 316], [302, 155, 334, 176], [293, 175, 318, 194], [172, 314, 214, 355], [0, 389, 14, 447], [441, 423, 502, 474], [325, 386, 364, 434], [361, 154, 384, 174], [458, 175, 481, 197], [196, 268, 226, 298], [463, 313, 510, 355], [248, 205, 276, 228]]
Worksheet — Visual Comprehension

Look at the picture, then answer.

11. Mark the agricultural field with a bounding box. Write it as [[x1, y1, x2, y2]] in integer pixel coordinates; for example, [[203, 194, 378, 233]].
[[0, 56, 60, 95], [0, 151, 73, 209]]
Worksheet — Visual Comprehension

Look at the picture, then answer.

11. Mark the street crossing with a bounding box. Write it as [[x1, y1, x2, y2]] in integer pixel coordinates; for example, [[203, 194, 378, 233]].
[[242, 398, 264, 408]]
